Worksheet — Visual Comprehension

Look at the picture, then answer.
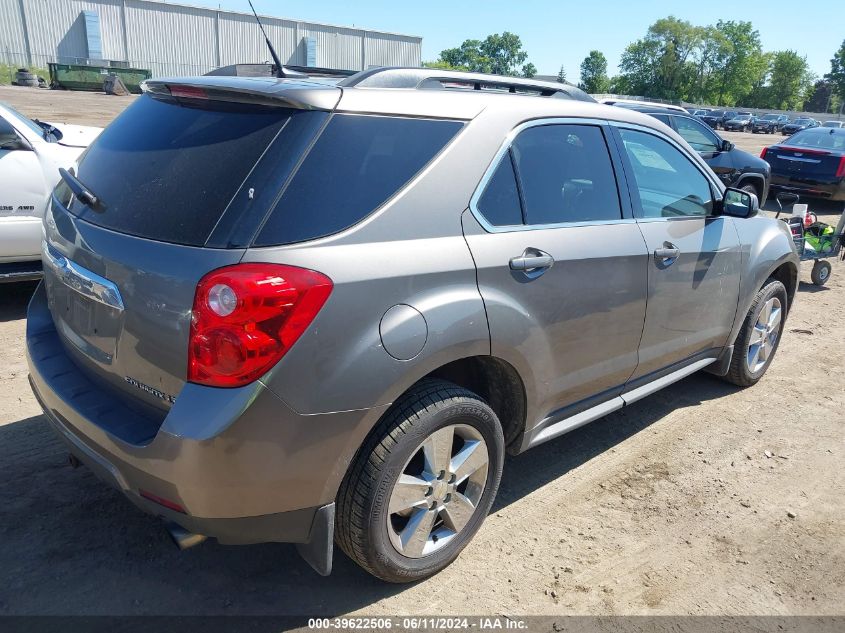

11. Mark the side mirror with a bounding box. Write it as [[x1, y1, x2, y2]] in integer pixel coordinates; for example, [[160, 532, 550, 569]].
[[719, 187, 758, 218], [721, 139, 734, 152]]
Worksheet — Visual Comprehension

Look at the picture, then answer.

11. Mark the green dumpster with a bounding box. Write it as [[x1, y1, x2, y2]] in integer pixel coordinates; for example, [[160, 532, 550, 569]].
[[48, 63, 151, 94]]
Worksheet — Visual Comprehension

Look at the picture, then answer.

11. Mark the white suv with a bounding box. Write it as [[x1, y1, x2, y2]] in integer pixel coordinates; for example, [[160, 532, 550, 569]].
[[0, 101, 101, 281]]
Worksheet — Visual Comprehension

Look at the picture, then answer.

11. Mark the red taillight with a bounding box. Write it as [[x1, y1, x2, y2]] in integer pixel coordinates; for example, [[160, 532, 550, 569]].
[[836, 156, 845, 178], [760, 147, 768, 160], [188, 264, 333, 388], [169, 85, 208, 100]]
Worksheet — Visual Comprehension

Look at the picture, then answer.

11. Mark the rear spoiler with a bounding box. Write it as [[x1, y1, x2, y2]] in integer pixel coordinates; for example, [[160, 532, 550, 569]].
[[142, 77, 341, 111]]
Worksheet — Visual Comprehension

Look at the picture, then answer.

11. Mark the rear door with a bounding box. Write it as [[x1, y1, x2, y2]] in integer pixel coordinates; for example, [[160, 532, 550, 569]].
[[42, 91, 331, 414], [463, 120, 648, 419], [610, 124, 741, 381]]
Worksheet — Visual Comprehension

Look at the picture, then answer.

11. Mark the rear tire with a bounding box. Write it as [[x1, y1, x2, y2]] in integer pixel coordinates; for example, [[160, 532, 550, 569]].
[[335, 379, 504, 583], [811, 260, 831, 286], [723, 279, 788, 387]]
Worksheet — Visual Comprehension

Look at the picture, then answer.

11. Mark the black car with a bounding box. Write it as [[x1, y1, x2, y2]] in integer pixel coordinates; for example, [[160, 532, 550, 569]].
[[781, 117, 819, 136], [615, 104, 771, 203], [762, 127, 845, 210], [700, 109, 739, 130], [753, 114, 789, 134], [723, 112, 754, 132]]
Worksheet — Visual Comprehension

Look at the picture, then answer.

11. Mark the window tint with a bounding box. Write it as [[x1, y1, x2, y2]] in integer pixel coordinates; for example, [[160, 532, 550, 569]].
[[255, 114, 463, 246], [673, 116, 719, 153], [618, 128, 713, 218], [68, 95, 296, 246], [476, 152, 523, 226], [511, 124, 622, 225], [651, 114, 671, 126]]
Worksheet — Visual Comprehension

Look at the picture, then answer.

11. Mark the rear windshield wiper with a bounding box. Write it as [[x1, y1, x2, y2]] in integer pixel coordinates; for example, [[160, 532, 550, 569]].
[[58, 168, 102, 210]]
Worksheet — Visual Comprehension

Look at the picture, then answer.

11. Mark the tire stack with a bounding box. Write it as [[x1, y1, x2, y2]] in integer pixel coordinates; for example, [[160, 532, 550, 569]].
[[14, 68, 39, 88]]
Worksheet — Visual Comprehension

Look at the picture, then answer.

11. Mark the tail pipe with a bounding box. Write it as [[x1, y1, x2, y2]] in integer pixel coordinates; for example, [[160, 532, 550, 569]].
[[165, 522, 207, 550]]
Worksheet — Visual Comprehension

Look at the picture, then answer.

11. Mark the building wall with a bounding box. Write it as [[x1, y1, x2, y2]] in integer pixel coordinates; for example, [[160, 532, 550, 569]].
[[0, 0, 421, 76]]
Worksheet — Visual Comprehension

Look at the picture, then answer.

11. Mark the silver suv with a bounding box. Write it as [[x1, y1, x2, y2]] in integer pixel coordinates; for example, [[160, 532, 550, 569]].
[[26, 68, 799, 583]]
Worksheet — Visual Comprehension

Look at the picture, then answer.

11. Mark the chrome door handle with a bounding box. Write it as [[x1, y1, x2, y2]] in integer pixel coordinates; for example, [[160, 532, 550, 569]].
[[654, 244, 680, 263], [509, 250, 554, 271]]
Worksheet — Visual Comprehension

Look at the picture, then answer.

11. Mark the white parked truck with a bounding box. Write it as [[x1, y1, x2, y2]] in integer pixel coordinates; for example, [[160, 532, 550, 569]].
[[0, 101, 102, 282]]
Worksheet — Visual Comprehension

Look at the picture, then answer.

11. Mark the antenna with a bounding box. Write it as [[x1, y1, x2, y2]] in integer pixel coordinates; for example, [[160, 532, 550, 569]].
[[247, 0, 285, 78]]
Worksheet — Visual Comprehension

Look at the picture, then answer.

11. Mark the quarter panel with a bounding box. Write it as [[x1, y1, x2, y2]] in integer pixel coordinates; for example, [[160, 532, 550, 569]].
[[246, 235, 490, 414]]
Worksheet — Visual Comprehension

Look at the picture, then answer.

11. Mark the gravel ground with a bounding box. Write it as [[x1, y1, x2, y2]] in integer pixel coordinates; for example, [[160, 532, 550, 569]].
[[0, 88, 843, 616]]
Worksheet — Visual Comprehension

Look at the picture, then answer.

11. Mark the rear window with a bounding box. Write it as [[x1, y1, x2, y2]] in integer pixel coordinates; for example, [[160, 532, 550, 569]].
[[254, 114, 463, 246], [64, 94, 298, 246]]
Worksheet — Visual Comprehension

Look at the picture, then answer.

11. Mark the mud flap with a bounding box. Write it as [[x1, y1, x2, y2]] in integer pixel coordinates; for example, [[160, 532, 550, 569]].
[[704, 345, 734, 377], [296, 502, 335, 576]]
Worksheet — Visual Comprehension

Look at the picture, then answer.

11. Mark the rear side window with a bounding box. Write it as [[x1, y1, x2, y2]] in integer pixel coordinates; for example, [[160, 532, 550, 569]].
[[67, 94, 298, 246], [254, 114, 463, 246], [511, 124, 622, 225], [476, 152, 523, 226]]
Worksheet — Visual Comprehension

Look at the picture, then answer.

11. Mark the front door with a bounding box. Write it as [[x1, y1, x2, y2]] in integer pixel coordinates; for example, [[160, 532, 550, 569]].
[[671, 114, 737, 187], [611, 125, 742, 380], [463, 121, 649, 420]]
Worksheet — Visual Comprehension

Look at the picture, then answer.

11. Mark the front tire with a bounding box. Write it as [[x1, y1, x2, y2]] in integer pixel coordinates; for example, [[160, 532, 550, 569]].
[[723, 279, 788, 387], [335, 379, 505, 583]]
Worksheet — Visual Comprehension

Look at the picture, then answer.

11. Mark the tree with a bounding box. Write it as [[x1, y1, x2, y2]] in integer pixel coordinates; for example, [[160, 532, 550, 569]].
[[422, 60, 465, 71], [618, 17, 702, 99], [557, 65, 567, 84], [767, 50, 812, 110], [579, 50, 609, 93], [712, 20, 763, 106], [825, 40, 845, 106], [435, 32, 536, 77], [803, 80, 833, 113]]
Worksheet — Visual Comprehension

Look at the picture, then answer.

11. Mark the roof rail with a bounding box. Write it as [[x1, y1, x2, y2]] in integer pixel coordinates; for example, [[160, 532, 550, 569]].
[[339, 67, 596, 102]]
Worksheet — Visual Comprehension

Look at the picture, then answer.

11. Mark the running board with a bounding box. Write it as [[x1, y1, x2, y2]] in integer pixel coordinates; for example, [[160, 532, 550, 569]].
[[523, 357, 716, 450], [621, 358, 716, 406]]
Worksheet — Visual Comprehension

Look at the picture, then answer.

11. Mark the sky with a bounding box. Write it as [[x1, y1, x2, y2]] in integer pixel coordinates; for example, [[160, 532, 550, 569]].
[[183, 0, 842, 80]]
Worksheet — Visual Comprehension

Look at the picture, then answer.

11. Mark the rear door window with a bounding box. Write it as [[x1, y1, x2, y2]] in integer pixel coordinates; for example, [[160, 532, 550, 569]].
[[254, 114, 463, 246], [511, 124, 622, 225], [65, 94, 303, 246]]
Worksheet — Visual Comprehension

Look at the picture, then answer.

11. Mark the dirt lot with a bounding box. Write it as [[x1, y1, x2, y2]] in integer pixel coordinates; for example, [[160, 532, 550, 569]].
[[0, 87, 843, 617]]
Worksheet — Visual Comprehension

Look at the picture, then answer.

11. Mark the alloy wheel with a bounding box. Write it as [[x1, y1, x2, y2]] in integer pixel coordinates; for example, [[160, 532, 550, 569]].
[[386, 424, 489, 558], [747, 297, 782, 373]]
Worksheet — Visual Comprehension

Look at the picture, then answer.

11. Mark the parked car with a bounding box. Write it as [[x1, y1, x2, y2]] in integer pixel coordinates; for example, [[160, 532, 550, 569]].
[[723, 112, 755, 132], [598, 98, 689, 113], [0, 102, 101, 282], [821, 120, 844, 128], [700, 109, 724, 129], [782, 117, 819, 135], [753, 114, 790, 134], [27, 68, 798, 583], [762, 127, 845, 210], [617, 104, 770, 204], [691, 108, 711, 118]]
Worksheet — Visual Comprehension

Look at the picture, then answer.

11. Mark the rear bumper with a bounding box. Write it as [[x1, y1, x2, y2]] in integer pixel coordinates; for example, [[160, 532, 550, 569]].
[[26, 282, 384, 551], [769, 177, 845, 202]]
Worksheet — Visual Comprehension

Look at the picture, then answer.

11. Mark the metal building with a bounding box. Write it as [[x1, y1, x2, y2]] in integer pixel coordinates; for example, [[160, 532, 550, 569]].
[[0, 0, 422, 77]]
